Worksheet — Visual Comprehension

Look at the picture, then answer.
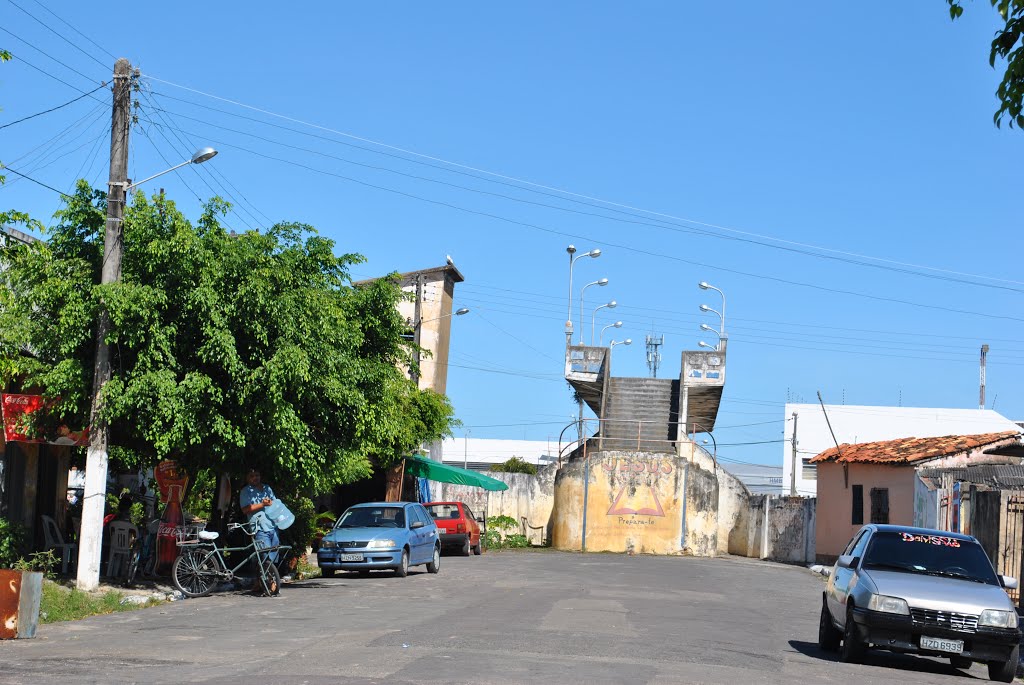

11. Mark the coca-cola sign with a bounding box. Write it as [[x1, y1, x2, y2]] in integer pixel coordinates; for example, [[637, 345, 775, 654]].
[[1, 394, 88, 446]]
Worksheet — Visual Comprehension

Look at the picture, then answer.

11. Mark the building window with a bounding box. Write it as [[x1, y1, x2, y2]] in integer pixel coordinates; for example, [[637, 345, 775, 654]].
[[851, 484, 864, 525], [870, 488, 890, 524], [801, 459, 817, 481]]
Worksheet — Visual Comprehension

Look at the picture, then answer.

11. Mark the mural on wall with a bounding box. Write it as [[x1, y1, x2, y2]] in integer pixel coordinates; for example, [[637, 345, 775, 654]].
[[603, 457, 673, 518]]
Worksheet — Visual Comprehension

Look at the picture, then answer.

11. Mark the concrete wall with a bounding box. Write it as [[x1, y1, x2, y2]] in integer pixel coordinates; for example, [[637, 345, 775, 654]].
[[729, 495, 816, 564], [550, 450, 690, 554], [815, 462, 916, 560], [428, 465, 556, 546]]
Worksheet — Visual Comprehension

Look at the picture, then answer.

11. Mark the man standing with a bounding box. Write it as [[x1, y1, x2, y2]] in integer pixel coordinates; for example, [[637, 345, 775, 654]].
[[240, 468, 279, 563]]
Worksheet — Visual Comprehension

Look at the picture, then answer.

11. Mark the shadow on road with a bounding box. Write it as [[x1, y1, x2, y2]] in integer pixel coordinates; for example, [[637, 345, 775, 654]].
[[787, 640, 978, 679]]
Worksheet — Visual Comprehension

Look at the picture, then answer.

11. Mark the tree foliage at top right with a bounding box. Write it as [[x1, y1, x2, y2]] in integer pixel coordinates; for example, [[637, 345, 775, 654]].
[[948, 0, 1024, 128]]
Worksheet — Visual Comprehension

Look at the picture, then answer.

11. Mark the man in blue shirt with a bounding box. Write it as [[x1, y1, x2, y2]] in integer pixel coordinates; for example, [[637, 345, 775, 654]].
[[240, 468, 279, 563]]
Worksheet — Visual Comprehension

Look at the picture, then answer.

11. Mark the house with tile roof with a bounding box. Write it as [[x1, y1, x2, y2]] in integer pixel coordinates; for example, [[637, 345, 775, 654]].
[[810, 430, 1022, 561]]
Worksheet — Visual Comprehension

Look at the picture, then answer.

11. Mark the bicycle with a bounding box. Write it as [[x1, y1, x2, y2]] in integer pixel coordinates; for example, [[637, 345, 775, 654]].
[[124, 517, 159, 588], [171, 522, 290, 598]]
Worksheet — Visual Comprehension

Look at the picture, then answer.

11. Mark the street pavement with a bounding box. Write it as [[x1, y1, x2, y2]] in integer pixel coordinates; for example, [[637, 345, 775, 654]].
[[0, 550, 1000, 684]]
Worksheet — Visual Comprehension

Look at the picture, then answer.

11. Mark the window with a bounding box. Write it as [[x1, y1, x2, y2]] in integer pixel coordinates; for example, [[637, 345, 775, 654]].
[[870, 488, 889, 524], [849, 530, 871, 559], [851, 484, 864, 525], [801, 459, 817, 481]]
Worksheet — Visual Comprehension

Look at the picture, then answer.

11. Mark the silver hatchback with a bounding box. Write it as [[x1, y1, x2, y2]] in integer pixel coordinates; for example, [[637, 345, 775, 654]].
[[818, 524, 1021, 682]]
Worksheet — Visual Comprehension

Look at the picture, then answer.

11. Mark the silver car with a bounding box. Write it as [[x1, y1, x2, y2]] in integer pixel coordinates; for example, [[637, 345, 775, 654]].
[[818, 524, 1021, 682]]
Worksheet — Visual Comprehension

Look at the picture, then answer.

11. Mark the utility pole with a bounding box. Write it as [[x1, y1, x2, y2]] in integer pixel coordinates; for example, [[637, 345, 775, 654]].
[[78, 58, 132, 591], [979, 344, 989, 410], [790, 412, 798, 496]]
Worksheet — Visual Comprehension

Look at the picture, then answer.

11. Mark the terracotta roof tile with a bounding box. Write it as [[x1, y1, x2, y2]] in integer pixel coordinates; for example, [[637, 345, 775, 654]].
[[809, 431, 1021, 465]]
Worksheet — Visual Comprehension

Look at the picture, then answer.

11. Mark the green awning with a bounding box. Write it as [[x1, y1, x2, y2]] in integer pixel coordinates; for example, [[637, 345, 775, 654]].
[[404, 454, 509, 491]]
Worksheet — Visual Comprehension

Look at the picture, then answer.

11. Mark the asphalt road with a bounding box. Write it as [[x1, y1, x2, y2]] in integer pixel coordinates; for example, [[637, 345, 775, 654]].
[[0, 550, 1004, 684]]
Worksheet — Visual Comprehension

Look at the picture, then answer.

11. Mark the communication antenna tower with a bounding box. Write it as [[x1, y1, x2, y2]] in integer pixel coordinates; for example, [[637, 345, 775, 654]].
[[645, 334, 664, 378]]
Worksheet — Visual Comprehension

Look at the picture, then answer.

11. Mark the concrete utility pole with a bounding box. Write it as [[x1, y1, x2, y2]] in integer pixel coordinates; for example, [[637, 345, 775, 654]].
[[979, 344, 989, 410], [78, 58, 132, 591], [790, 412, 798, 496]]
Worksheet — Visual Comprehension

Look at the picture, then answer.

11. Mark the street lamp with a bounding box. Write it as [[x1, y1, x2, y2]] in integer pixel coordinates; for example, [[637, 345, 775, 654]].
[[579, 278, 608, 344], [698, 281, 725, 334], [699, 323, 723, 350], [591, 300, 617, 345], [701, 436, 717, 462], [566, 245, 601, 345], [699, 303, 724, 334], [79, 144, 219, 591], [124, 147, 219, 191], [600, 320, 623, 346], [698, 341, 716, 351], [609, 337, 631, 364]]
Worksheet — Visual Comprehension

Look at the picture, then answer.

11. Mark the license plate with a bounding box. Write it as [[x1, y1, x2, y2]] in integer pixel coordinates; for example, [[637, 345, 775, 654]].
[[920, 636, 964, 653], [340, 553, 364, 562]]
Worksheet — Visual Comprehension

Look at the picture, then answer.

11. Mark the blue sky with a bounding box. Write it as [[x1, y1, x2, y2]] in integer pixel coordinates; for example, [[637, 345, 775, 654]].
[[1, 2, 1021, 470]]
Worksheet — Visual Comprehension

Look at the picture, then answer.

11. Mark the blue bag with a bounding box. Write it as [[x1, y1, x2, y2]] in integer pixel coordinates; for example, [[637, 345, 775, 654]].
[[264, 499, 295, 530]]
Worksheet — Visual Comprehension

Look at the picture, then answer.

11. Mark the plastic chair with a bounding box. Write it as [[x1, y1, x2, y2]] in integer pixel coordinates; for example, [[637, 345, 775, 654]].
[[41, 514, 77, 575], [106, 521, 137, 579]]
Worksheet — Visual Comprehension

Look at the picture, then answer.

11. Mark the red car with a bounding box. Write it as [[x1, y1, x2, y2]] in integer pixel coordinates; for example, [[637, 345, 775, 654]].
[[424, 501, 483, 556]]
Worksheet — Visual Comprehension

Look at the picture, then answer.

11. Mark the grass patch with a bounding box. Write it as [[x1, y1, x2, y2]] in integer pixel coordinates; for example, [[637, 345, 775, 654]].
[[295, 554, 321, 580], [39, 580, 163, 624]]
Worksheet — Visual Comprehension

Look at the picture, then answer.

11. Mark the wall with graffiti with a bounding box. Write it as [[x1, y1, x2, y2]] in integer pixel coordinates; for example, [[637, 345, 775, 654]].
[[550, 450, 689, 554]]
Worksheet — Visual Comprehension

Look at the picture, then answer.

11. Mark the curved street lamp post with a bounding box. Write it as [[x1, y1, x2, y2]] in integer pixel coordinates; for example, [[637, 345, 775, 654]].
[[600, 320, 623, 346], [579, 278, 608, 344], [566, 245, 601, 345], [591, 300, 617, 345]]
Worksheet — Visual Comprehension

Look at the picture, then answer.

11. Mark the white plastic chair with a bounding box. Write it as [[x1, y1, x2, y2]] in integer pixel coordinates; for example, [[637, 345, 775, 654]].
[[41, 514, 77, 575], [106, 521, 137, 579]]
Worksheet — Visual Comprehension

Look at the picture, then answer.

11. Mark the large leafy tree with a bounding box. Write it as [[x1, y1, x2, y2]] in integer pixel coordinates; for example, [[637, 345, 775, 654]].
[[948, 0, 1024, 127], [0, 184, 453, 494]]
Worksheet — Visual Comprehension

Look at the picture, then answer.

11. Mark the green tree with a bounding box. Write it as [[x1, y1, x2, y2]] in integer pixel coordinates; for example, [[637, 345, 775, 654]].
[[948, 0, 1024, 127], [0, 185, 454, 494], [489, 456, 537, 475]]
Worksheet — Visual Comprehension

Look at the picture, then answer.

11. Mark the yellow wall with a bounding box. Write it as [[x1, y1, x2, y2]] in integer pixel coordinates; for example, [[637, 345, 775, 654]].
[[551, 451, 686, 554]]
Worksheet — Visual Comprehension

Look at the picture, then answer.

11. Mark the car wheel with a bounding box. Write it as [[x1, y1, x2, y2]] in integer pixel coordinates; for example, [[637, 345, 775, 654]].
[[394, 549, 409, 578], [949, 655, 973, 670], [461, 536, 471, 557], [987, 644, 1019, 683], [473, 539, 482, 555], [817, 599, 841, 652], [840, 606, 866, 663], [320, 567, 335, 578], [427, 545, 440, 574]]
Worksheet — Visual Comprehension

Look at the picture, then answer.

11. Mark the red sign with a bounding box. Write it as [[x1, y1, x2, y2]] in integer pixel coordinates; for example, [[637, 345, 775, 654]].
[[154, 459, 190, 574], [1, 394, 88, 446]]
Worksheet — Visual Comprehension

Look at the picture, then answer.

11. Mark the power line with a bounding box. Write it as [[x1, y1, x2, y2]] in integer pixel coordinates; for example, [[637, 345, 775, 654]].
[[0, 27, 105, 87], [27, 0, 116, 61], [140, 73, 1022, 289], [1, 165, 73, 197], [5, 0, 110, 70], [0, 83, 104, 129]]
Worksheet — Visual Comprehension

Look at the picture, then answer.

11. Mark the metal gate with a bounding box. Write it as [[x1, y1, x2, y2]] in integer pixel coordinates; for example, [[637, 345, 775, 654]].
[[999, 495, 1024, 604]]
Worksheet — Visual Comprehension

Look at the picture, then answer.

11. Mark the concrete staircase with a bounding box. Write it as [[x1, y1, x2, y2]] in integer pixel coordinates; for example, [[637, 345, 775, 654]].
[[598, 377, 679, 453]]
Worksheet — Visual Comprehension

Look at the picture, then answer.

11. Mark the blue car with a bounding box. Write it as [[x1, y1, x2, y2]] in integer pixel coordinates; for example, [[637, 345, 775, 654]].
[[317, 501, 441, 578]]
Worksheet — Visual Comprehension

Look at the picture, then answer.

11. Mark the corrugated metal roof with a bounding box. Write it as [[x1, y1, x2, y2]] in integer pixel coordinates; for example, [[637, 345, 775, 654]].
[[809, 431, 1021, 464], [918, 464, 1024, 488]]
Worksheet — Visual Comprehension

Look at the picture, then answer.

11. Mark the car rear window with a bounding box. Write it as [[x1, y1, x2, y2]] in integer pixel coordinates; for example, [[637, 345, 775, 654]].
[[862, 531, 999, 585], [426, 504, 461, 520]]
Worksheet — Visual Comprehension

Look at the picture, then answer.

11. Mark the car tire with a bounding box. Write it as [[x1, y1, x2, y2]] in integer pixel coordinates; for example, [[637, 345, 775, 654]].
[[320, 567, 335, 578], [818, 599, 841, 652], [461, 536, 471, 557], [427, 545, 441, 574], [949, 655, 973, 670], [840, 606, 866, 663], [987, 644, 1019, 683], [473, 540, 482, 555], [394, 549, 409, 578]]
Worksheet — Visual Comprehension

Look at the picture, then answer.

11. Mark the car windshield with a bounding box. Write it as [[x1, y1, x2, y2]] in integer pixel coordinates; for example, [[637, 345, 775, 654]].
[[862, 531, 999, 585], [336, 507, 405, 528], [426, 504, 460, 520]]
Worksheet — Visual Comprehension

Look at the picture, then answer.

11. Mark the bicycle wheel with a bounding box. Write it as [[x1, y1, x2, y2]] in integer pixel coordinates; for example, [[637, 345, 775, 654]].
[[123, 542, 143, 588], [259, 556, 281, 597], [172, 548, 220, 598]]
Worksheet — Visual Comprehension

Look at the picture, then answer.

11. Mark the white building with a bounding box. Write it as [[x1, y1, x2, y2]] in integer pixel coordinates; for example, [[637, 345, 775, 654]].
[[438, 437, 558, 471], [781, 404, 1022, 497]]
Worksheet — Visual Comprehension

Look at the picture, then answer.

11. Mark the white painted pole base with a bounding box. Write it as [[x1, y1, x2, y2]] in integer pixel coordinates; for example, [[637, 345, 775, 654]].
[[75, 447, 108, 591]]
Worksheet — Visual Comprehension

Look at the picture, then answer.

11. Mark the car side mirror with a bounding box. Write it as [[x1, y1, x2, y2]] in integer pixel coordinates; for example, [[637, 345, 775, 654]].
[[1001, 575, 1019, 590], [836, 555, 858, 569], [410, 521, 425, 529]]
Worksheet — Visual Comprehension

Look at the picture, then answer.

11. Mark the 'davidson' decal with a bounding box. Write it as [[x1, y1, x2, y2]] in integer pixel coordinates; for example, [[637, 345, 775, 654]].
[[900, 532, 961, 548]]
